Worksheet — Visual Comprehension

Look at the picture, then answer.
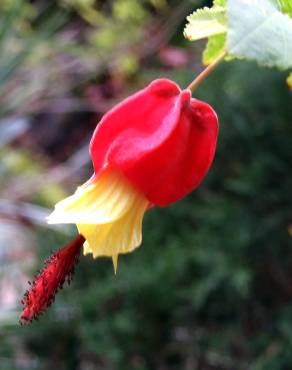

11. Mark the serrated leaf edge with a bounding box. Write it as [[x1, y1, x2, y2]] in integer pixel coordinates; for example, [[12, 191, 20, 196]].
[[184, 6, 227, 41]]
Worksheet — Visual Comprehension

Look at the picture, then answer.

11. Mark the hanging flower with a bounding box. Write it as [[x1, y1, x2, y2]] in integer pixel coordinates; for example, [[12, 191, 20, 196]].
[[21, 78, 218, 322], [47, 78, 218, 269]]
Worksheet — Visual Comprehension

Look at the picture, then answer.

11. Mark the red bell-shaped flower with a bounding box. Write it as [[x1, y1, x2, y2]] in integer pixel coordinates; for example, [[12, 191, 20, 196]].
[[90, 78, 218, 206], [48, 78, 218, 271], [22, 78, 218, 323]]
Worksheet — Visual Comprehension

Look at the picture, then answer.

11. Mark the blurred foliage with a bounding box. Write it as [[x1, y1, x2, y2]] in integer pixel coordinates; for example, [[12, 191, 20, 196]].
[[0, 0, 174, 118], [60, 0, 168, 75], [0, 1, 292, 370]]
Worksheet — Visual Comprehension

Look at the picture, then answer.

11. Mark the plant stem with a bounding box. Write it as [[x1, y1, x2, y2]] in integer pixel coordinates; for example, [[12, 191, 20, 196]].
[[187, 51, 227, 92]]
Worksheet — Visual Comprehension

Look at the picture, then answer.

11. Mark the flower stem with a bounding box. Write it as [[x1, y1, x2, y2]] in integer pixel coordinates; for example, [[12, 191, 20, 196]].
[[187, 51, 227, 92]]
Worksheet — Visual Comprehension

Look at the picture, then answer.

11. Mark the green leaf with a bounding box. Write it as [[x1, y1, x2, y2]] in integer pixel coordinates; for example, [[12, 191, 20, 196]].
[[183, 6, 227, 41], [203, 33, 226, 65], [184, 2, 229, 64], [227, 0, 292, 70], [287, 71, 292, 89], [213, 0, 227, 6], [278, 0, 292, 16]]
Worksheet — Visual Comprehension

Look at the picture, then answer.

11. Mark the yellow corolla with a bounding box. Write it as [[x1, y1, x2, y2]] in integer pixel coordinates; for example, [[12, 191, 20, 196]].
[[47, 167, 149, 272]]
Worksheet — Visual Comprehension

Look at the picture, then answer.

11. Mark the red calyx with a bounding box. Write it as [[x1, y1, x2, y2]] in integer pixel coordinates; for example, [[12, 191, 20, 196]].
[[90, 79, 218, 207], [20, 234, 85, 324]]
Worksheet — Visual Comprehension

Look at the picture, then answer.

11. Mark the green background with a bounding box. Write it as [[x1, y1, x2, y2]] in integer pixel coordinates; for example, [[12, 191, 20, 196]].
[[0, 1, 292, 369]]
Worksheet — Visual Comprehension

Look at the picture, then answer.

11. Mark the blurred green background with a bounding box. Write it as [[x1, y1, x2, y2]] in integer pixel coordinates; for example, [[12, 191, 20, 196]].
[[0, 1, 292, 369]]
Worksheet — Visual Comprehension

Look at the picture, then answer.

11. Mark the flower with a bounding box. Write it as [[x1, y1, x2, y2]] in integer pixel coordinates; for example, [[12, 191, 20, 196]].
[[47, 78, 218, 271], [21, 78, 218, 323]]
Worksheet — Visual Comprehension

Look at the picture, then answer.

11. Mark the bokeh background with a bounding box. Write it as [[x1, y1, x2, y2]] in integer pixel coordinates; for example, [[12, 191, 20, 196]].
[[0, 1, 292, 369]]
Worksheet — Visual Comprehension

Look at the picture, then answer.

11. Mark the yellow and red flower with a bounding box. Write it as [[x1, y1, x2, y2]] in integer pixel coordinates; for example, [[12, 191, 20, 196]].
[[21, 78, 218, 323], [48, 78, 218, 266]]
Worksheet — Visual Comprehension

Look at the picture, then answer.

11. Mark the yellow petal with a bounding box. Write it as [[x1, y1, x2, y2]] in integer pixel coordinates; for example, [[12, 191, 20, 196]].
[[47, 166, 149, 271], [47, 168, 141, 224], [112, 255, 118, 274], [77, 192, 148, 258]]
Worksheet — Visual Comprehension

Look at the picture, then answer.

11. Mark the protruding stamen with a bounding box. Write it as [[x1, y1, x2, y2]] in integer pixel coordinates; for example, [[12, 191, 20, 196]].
[[20, 234, 85, 324]]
